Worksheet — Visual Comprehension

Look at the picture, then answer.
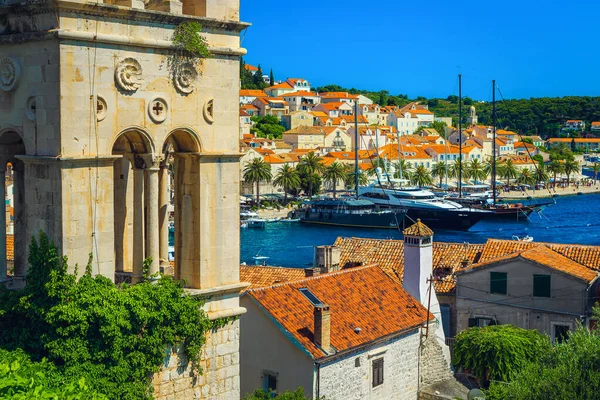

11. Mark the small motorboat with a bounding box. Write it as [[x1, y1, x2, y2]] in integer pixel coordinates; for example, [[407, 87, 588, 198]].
[[246, 218, 266, 228], [512, 234, 533, 242], [240, 210, 259, 218], [240, 222, 248, 229], [252, 249, 269, 265], [265, 217, 281, 223], [282, 218, 300, 222]]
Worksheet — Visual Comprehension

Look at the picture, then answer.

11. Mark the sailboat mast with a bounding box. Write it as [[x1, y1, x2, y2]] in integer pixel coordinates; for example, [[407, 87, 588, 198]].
[[354, 99, 359, 199], [492, 79, 497, 205], [458, 73, 462, 198]]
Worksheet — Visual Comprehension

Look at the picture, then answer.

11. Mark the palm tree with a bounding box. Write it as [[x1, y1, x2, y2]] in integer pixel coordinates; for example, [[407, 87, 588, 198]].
[[367, 158, 387, 177], [517, 168, 535, 187], [243, 158, 272, 203], [410, 165, 433, 189], [273, 164, 300, 203], [547, 160, 564, 188], [534, 161, 549, 185], [297, 152, 325, 196], [593, 163, 600, 185], [392, 160, 412, 179], [498, 159, 519, 187], [431, 162, 447, 188], [466, 159, 487, 185], [450, 159, 464, 188], [323, 161, 348, 198], [563, 159, 579, 186], [345, 168, 369, 190]]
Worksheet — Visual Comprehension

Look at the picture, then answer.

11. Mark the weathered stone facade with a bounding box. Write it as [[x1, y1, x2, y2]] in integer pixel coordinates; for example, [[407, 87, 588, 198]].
[[419, 324, 453, 387], [318, 329, 420, 400], [1, 0, 248, 398], [153, 320, 240, 399]]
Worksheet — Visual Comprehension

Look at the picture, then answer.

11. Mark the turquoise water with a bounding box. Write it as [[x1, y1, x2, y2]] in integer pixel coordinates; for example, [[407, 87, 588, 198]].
[[241, 194, 600, 268]]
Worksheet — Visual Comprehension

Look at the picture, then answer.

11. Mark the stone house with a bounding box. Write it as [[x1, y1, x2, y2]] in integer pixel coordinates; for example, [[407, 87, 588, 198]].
[[282, 126, 327, 150], [281, 110, 315, 131], [240, 89, 268, 105], [322, 127, 352, 152], [252, 97, 290, 119], [456, 245, 600, 343], [240, 265, 433, 400], [281, 91, 321, 112], [312, 102, 354, 118]]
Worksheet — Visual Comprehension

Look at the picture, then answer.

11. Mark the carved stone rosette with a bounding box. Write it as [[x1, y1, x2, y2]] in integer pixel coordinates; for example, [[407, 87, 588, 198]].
[[203, 98, 214, 124], [174, 64, 198, 94], [115, 58, 143, 92], [0, 57, 20, 92]]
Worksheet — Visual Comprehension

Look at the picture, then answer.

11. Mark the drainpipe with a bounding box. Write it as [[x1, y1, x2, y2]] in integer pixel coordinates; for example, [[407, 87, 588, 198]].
[[314, 361, 321, 399]]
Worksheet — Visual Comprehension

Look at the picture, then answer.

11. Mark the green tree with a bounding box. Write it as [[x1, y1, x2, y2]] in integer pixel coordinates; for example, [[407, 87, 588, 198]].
[[466, 159, 487, 185], [343, 164, 368, 190], [273, 164, 300, 202], [269, 68, 275, 86], [251, 115, 286, 139], [564, 159, 579, 186], [410, 165, 433, 188], [431, 162, 447, 188], [450, 159, 464, 188], [453, 325, 551, 384], [392, 160, 412, 180], [430, 120, 447, 136], [378, 90, 389, 106], [517, 168, 535, 187], [498, 159, 519, 187], [253, 64, 265, 88], [298, 152, 325, 196], [244, 387, 313, 400], [547, 160, 564, 188], [323, 161, 348, 198], [487, 327, 600, 400], [534, 161, 549, 184], [593, 163, 600, 185], [243, 158, 272, 203]]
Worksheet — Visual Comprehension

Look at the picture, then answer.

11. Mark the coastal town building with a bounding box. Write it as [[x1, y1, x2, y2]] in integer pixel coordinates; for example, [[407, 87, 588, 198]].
[[240, 265, 434, 399], [564, 119, 585, 131], [548, 138, 600, 152], [252, 97, 290, 119], [240, 89, 268, 105], [282, 110, 315, 130], [1, 0, 248, 398], [592, 122, 600, 132], [240, 109, 253, 137], [282, 91, 321, 112], [282, 126, 328, 150]]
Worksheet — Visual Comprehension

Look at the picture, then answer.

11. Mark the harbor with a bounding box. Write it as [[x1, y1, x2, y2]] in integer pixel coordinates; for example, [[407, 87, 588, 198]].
[[241, 192, 600, 268]]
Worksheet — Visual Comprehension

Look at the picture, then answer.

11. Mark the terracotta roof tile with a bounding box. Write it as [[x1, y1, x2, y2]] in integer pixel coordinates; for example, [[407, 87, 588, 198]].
[[240, 89, 267, 97], [241, 266, 306, 290], [334, 237, 484, 294], [466, 244, 599, 283], [247, 266, 431, 359], [403, 219, 434, 237]]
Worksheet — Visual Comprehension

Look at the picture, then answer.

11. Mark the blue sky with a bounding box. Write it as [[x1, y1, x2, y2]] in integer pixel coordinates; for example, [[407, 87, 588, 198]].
[[240, 0, 600, 100]]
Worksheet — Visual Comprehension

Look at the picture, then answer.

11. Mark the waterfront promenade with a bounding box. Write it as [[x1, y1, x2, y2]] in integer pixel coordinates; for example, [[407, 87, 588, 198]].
[[502, 183, 600, 199]]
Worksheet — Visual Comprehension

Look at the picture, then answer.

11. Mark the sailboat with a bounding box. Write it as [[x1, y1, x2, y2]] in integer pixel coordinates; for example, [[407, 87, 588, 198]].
[[450, 80, 553, 219], [297, 104, 407, 229]]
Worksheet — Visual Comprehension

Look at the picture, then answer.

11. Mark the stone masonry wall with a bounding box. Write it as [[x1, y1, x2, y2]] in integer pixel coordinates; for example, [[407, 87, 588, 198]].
[[152, 319, 240, 400], [319, 329, 420, 400], [419, 325, 453, 387]]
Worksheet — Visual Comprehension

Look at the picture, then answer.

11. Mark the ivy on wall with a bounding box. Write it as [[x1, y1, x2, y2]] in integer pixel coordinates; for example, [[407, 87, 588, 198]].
[[0, 232, 231, 399]]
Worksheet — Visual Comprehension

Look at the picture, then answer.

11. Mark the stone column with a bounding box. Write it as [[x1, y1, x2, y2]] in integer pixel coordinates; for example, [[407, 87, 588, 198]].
[[158, 163, 170, 271], [0, 164, 6, 281], [132, 166, 145, 280], [145, 161, 160, 276]]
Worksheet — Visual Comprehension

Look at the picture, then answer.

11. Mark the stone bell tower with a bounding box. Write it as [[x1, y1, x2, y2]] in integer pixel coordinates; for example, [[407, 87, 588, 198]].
[[1, 0, 248, 397]]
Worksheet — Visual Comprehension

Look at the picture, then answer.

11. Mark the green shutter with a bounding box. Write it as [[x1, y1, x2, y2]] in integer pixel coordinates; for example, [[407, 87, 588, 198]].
[[533, 275, 551, 297], [490, 272, 507, 295]]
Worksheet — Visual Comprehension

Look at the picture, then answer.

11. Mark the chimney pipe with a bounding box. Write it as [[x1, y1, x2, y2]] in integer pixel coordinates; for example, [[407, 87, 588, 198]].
[[305, 268, 320, 278], [314, 304, 331, 353]]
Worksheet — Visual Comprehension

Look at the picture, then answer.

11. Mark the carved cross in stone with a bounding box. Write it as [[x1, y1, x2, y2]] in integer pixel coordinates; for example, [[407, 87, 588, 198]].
[[152, 101, 164, 116]]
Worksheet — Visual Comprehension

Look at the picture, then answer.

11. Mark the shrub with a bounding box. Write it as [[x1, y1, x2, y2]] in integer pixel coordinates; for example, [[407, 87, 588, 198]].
[[453, 325, 551, 383], [243, 387, 312, 399], [0, 232, 221, 399]]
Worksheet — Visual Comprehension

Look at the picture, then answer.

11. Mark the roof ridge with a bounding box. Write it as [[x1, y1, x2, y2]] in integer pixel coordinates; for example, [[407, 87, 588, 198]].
[[246, 264, 376, 293]]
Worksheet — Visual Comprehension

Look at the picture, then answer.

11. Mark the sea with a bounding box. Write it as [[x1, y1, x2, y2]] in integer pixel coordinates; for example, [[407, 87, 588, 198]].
[[240, 193, 600, 268]]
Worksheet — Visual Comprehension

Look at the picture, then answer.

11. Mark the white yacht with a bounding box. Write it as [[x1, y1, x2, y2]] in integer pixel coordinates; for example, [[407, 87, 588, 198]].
[[357, 168, 491, 231]]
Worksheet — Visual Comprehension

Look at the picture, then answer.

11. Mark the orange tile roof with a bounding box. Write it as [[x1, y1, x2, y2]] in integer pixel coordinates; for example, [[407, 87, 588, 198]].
[[246, 266, 431, 359], [320, 156, 338, 167], [326, 150, 377, 161], [6, 234, 13, 261], [311, 111, 328, 118], [496, 129, 518, 136], [547, 138, 572, 143], [263, 154, 286, 164], [514, 141, 537, 150], [409, 109, 433, 116], [465, 244, 599, 283], [320, 92, 359, 100], [282, 91, 319, 98], [566, 120, 583, 123], [592, 122, 600, 126], [255, 148, 275, 155], [334, 237, 484, 294], [574, 138, 600, 143], [340, 115, 368, 124], [403, 219, 434, 237], [240, 89, 267, 97], [266, 82, 294, 90], [284, 126, 326, 136], [244, 64, 258, 72], [241, 104, 259, 111], [241, 266, 306, 290]]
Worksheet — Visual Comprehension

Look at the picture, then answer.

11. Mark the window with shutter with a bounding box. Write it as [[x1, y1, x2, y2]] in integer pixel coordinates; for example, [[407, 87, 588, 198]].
[[533, 274, 551, 298], [372, 358, 384, 387], [490, 272, 507, 295]]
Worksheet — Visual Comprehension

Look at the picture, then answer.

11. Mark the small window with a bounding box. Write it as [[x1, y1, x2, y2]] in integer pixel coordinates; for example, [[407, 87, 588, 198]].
[[533, 275, 551, 297], [372, 358, 384, 387], [553, 324, 570, 344], [490, 272, 507, 295], [263, 372, 277, 394]]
